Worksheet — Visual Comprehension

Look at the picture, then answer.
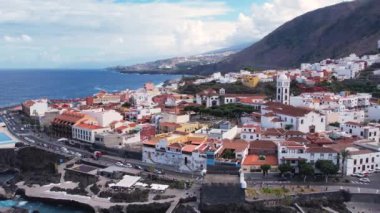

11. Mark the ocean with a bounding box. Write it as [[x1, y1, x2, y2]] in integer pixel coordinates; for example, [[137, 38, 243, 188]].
[[0, 198, 89, 213], [0, 69, 182, 107]]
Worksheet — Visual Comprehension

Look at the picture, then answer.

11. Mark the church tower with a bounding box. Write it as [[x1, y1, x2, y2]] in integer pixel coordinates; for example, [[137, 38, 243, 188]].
[[276, 73, 290, 105]]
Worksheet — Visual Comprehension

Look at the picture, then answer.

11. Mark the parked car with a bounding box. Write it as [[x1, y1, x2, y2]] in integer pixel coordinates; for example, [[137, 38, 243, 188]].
[[351, 173, 365, 178], [154, 169, 163, 174], [125, 163, 133, 168], [359, 178, 370, 183], [115, 162, 124, 167], [135, 165, 143, 170]]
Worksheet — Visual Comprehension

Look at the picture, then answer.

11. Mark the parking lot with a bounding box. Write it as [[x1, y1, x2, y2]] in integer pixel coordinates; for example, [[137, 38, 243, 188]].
[[346, 172, 380, 187]]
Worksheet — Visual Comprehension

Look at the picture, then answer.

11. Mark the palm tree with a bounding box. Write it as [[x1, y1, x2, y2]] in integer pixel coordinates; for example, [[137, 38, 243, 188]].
[[340, 150, 350, 176]]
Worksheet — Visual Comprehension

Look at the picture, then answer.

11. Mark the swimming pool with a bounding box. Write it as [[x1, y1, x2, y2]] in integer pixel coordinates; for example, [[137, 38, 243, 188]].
[[0, 133, 13, 144]]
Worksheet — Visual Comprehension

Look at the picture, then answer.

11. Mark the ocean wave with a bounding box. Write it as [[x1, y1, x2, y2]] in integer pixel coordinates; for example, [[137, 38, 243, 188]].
[[94, 87, 107, 91]]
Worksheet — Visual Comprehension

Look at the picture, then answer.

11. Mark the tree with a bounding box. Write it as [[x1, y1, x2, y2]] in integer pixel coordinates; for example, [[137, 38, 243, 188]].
[[284, 124, 293, 130], [122, 102, 131, 108], [261, 164, 271, 176], [298, 161, 314, 182], [315, 160, 338, 183], [278, 163, 292, 175], [340, 150, 351, 176]]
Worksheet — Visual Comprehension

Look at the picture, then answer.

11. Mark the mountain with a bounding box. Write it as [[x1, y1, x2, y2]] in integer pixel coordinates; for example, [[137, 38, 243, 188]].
[[194, 0, 380, 74], [110, 43, 250, 74]]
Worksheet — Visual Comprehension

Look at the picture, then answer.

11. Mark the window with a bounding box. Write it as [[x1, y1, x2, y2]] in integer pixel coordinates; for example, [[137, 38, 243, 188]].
[[242, 135, 246, 139], [366, 158, 369, 163], [354, 159, 357, 165], [250, 135, 253, 139], [369, 132, 372, 137], [372, 157, 375, 162], [301, 119, 304, 124], [321, 118, 324, 122], [360, 159, 363, 164], [360, 131, 363, 136], [285, 89, 288, 93]]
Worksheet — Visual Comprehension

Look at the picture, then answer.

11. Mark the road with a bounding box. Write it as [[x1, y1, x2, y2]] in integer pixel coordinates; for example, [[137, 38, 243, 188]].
[[0, 111, 197, 180]]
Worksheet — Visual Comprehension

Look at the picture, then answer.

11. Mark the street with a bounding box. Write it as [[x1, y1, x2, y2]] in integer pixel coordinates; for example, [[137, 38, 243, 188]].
[[0, 110, 197, 181]]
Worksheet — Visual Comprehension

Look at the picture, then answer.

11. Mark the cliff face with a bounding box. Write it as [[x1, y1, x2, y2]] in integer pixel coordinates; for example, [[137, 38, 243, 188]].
[[194, 0, 380, 74]]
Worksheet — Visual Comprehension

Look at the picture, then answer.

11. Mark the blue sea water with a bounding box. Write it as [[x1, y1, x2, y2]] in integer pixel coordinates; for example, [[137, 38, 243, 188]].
[[0, 69, 181, 107], [0, 198, 89, 213]]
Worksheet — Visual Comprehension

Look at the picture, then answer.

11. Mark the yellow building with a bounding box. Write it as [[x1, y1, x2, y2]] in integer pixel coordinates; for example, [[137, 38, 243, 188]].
[[147, 132, 208, 146], [242, 75, 260, 88], [176, 122, 206, 133]]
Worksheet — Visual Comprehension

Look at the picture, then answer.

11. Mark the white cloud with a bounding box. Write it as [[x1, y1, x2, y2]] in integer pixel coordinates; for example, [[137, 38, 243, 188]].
[[3, 34, 32, 42], [229, 0, 351, 43], [0, 0, 349, 68]]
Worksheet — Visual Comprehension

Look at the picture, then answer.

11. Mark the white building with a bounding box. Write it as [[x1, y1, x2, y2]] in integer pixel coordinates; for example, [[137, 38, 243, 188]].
[[195, 89, 222, 108], [128, 107, 161, 121], [261, 103, 326, 133], [324, 109, 365, 124], [343, 146, 380, 175], [240, 124, 261, 141], [195, 121, 238, 140], [341, 122, 380, 142], [95, 131, 141, 147], [142, 135, 208, 172], [277, 141, 338, 168], [72, 123, 110, 143], [82, 109, 123, 127], [22, 99, 48, 117], [276, 73, 290, 105], [160, 112, 189, 124]]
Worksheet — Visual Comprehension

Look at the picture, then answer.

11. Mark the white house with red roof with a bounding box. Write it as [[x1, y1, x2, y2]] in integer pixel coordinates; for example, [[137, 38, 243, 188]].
[[261, 103, 326, 133], [22, 99, 48, 117], [82, 108, 123, 127], [277, 141, 338, 169], [195, 89, 222, 108], [341, 122, 380, 142], [72, 122, 110, 143], [240, 124, 261, 142], [327, 141, 380, 175], [142, 133, 209, 172]]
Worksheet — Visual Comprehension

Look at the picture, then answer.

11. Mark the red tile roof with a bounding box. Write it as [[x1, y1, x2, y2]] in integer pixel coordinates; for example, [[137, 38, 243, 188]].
[[264, 102, 315, 117], [243, 154, 278, 166], [306, 146, 336, 153], [182, 145, 198, 153], [53, 110, 87, 124], [75, 123, 103, 130], [249, 140, 277, 151], [221, 139, 249, 152]]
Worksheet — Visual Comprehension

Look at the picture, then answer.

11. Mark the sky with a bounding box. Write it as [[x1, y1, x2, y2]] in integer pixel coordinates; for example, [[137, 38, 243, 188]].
[[0, 0, 351, 68]]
